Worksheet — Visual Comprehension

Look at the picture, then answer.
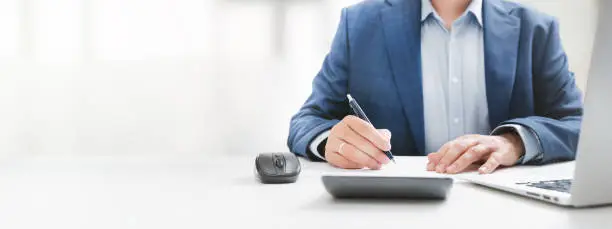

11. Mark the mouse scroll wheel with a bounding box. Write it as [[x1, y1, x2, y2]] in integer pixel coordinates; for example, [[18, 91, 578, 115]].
[[274, 157, 285, 168]]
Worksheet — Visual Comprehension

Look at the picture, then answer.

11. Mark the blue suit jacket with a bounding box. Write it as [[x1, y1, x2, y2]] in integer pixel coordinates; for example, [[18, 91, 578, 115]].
[[288, 0, 583, 164]]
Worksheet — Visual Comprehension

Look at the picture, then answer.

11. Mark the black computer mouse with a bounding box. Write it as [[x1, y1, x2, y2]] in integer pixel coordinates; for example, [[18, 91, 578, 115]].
[[255, 152, 301, 184]]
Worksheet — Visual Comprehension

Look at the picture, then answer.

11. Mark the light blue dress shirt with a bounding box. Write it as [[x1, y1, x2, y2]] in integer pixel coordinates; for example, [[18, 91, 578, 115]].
[[421, 0, 490, 154], [310, 0, 541, 164]]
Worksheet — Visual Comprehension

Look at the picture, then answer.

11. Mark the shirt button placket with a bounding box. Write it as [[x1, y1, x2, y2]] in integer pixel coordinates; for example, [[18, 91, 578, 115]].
[[448, 27, 463, 139]]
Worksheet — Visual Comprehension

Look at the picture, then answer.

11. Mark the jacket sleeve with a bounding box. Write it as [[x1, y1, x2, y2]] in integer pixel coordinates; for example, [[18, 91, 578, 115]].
[[287, 8, 351, 160], [499, 19, 583, 164]]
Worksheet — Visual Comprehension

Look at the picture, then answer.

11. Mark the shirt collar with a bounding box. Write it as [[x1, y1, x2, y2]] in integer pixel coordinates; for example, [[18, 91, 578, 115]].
[[421, 0, 483, 26]]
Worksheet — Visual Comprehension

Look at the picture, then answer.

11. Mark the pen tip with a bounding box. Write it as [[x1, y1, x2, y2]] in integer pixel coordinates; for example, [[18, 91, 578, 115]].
[[392, 158, 396, 164], [347, 94, 353, 101]]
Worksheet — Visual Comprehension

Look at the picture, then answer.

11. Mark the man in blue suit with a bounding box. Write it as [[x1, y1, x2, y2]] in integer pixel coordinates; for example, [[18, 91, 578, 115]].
[[287, 0, 583, 174]]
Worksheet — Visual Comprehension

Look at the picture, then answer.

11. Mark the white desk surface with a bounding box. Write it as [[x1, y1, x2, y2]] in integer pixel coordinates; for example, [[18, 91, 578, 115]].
[[0, 155, 610, 229]]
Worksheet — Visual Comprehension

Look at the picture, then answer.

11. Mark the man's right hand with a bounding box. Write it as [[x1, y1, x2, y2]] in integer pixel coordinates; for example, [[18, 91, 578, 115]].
[[324, 115, 392, 170]]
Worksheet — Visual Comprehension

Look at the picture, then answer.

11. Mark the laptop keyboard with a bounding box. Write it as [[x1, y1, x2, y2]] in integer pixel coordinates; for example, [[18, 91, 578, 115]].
[[517, 179, 573, 193]]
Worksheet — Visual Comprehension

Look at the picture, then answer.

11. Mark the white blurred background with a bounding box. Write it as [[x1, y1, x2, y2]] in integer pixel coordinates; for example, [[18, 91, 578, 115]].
[[0, 0, 600, 158]]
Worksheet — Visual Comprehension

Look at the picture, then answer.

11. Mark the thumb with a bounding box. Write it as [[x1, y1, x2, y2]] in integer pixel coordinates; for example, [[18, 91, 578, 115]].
[[377, 129, 392, 140]]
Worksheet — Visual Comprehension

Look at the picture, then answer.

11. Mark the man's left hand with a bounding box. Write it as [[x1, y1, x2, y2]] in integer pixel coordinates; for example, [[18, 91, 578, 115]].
[[426, 134, 525, 174]]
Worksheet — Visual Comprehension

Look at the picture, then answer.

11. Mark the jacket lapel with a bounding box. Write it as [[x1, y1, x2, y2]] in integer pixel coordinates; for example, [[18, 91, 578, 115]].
[[381, 0, 425, 154], [483, 0, 521, 128]]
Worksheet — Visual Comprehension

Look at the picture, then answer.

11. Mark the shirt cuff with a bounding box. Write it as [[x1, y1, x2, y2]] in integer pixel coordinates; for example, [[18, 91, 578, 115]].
[[491, 124, 543, 164], [309, 130, 331, 160]]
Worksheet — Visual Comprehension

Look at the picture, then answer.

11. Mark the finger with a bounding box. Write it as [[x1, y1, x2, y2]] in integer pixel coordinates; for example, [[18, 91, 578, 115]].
[[426, 152, 441, 171], [428, 143, 449, 167], [326, 151, 362, 169], [446, 144, 493, 174], [377, 129, 392, 140], [375, 129, 392, 164], [336, 142, 381, 170], [437, 138, 479, 173], [479, 152, 503, 174], [343, 116, 391, 151], [332, 124, 390, 164], [324, 139, 360, 167]]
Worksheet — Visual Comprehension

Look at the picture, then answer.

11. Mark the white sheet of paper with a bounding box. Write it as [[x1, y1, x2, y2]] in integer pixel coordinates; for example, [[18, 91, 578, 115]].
[[322, 156, 455, 179]]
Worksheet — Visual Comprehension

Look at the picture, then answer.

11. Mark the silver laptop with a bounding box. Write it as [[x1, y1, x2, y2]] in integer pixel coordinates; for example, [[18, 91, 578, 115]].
[[461, 4, 612, 207]]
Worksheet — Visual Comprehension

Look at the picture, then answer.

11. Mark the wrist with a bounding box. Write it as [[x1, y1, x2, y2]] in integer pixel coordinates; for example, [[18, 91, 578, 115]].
[[500, 132, 525, 159]]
